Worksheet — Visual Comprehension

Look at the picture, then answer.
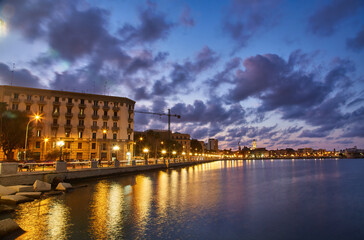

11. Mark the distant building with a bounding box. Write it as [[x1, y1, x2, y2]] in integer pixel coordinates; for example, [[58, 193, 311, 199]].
[[0, 85, 135, 161], [252, 139, 256, 150], [207, 138, 218, 151]]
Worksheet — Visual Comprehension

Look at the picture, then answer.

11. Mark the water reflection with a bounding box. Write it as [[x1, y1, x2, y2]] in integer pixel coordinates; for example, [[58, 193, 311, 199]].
[[7, 159, 364, 240]]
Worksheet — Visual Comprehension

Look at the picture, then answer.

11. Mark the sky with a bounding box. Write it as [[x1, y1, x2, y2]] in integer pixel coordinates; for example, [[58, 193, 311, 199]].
[[0, 0, 363, 150]]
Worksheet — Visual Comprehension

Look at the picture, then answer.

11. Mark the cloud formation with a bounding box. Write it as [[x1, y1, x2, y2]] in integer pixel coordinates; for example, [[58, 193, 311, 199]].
[[347, 25, 364, 50]]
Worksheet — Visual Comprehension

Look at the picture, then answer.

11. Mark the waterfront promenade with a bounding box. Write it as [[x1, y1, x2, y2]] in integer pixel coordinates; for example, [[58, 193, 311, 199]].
[[0, 158, 218, 186]]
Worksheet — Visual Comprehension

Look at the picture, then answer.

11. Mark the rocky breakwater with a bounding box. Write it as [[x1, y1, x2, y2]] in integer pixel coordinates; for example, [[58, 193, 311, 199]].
[[0, 180, 75, 238]]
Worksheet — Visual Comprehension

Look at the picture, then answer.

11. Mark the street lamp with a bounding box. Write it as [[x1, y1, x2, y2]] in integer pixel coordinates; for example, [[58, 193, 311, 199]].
[[24, 114, 41, 161], [143, 148, 149, 164], [43, 138, 49, 161], [57, 140, 65, 161], [113, 145, 120, 161]]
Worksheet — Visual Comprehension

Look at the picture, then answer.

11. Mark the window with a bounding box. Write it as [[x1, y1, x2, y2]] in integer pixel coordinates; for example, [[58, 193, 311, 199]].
[[92, 143, 96, 149], [113, 122, 117, 127], [128, 124, 131, 128], [113, 134, 117, 140], [104, 101, 108, 106], [80, 108, 84, 114], [65, 142, 71, 149], [93, 121, 97, 127], [78, 131, 83, 138], [102, 143, 106, 150], [67, 107, 72, 113], [27, 95, 32, 101], [65, 131, 70, 137], [55, 97, 59, 102], [114, 111, 117, 117], [40, 96, 44, 101], [103, 122, 107, 127], [66, 119, 71, 125], [26, 105, 30, 111], [93, 110, 98, 116], [80, 99, 85, 104], [35, 141, 40, 148], [104, 110, 107, 116], [77, 153, 83, 160], [36, 130, 41, 137], [78, 143, 82, 149], [12, 104, 18, 110], [92, 132, 96, 139], [14, 93, 19, 99], [53, 119, 58, 124], [103, 133, 107, 139], [39, 105, 44, 113], [128, 134, 131, 140], [79, 120, 84, 126], [94, 100, 98, 106], [53, 106, 59, 113], [68, 98, 72, 103]]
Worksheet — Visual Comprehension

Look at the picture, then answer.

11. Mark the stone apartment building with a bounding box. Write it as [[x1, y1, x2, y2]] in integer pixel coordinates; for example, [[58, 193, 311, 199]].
[[0, 85, 135, 161]]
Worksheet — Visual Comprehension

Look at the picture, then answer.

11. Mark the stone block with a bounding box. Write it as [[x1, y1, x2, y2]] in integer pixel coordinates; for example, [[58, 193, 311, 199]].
[[15, 192, 42, 199], [55, 161, 67, 172], [0, 195, 33, 204], [56, 182, 72, 191], [8, 185, 33, 192], [0, 185, 16, 196], [0, 218, 22, 238], [0, 163, 19, 175], [33, 180, 51, 192]]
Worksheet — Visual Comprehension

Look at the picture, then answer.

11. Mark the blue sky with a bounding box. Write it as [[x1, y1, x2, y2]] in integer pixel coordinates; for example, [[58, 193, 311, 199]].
[[0, 0, 363, 150]]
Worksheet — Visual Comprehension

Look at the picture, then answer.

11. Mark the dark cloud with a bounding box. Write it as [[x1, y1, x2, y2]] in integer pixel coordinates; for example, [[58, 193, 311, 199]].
[[118, 6, 173, 44], [277, 139, 312, 147], [180, 6, 195, 27], [347, 25, 364, 51], [223, 0, 281, 51], [0, 62, 42, 88], [308, 0, 364, 36], [124, 51, 168, 75]]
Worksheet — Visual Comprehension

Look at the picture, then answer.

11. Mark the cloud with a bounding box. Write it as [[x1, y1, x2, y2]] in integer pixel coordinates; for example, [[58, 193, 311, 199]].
[[0, 62, 42, 88], [222, 0, 281, 51], [180, 6, 195, 27], [118, 6, 174, 44], [347, 25, 364, 51], [308, 0, 364, 36]]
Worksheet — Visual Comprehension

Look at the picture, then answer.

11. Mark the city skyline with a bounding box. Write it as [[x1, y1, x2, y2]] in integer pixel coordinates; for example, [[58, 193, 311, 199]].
[[0, 0, 363, 150]]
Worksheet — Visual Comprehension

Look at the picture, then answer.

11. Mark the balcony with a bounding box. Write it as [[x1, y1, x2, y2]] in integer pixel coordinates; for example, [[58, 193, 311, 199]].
[[112, 116, 119, 121], [66, 102, 74, 107], [65, 112, 73, 118], [127, 127, 133, 134], [11, 98, 20, 103], [102, 105, 110, 111], [92, 105, 100, 110], [78, 113, 86, 119], [112, 106, 120, 111], [102, 115, 109, 120], [64, 124, 72, 130], [77, 125, 85, 130], [38, 100, 46, 105], [112, 126, 120, 132], [128, 109, 133, 114], [52, 112, 60, 118], [92, 115, 99, 120], [128, 117, 133, 123], [25, 99, 33, 104], [53, 101, 61, 106], [91, 126, 99, 131], [51, 123, 59, 129], [79, 103, 86, 108]]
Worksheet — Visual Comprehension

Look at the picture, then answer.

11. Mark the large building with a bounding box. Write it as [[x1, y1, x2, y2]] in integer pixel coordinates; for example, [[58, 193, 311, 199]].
[[0, 85, 135, 161], [207, 138, 219, 151]]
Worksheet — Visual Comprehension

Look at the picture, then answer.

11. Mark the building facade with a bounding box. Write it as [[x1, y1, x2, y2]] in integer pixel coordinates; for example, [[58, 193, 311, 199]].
[[207, 138, 219, 152], [0, 85, 135, 161]]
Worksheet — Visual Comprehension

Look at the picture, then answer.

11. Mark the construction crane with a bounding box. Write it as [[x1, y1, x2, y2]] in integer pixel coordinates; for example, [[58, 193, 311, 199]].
[[134, 109, 181, 135]]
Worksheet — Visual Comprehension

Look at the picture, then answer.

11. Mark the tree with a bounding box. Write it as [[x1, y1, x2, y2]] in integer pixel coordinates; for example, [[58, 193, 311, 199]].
[[0, 110, 29, 160], [191, 139, 203, 153]]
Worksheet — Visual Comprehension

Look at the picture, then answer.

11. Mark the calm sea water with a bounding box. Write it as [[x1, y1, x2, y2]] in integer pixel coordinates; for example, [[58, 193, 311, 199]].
[[4, 159, 364, 240]]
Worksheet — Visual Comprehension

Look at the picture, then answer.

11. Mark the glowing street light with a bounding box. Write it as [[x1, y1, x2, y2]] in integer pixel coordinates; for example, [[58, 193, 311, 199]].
[[113, 145, 120, 161], [56, 140, 65, 161], [24, 114, 41, 161]]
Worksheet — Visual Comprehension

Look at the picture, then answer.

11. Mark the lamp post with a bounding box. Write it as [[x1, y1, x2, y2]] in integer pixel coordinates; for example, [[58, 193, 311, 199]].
[[143, 148, 149, 165], [182, 151, 186, 162], [112, 145, 120, 161], [24, 114, 41, 161], [43, 138, 48, 161], [172, 150, 176, 162], [57, 140, 65, 161]]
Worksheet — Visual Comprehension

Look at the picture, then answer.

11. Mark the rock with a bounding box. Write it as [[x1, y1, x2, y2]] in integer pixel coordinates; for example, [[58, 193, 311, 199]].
[[51, 176, 64, 189], [0, 205, 15, 214], [0, 195, 33, 204], [8, 185, 33, 193], [56, 182, 73, 191], [0, 219, 23, 238], [73, 184, 88, 189], [0, 185, 16, 196], [33, 180, 51, 192], [15, 192, 42, 199]]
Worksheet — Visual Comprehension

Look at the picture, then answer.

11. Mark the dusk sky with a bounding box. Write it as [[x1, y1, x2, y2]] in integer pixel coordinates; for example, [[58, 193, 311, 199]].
[[0, 0, 363, 150]]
